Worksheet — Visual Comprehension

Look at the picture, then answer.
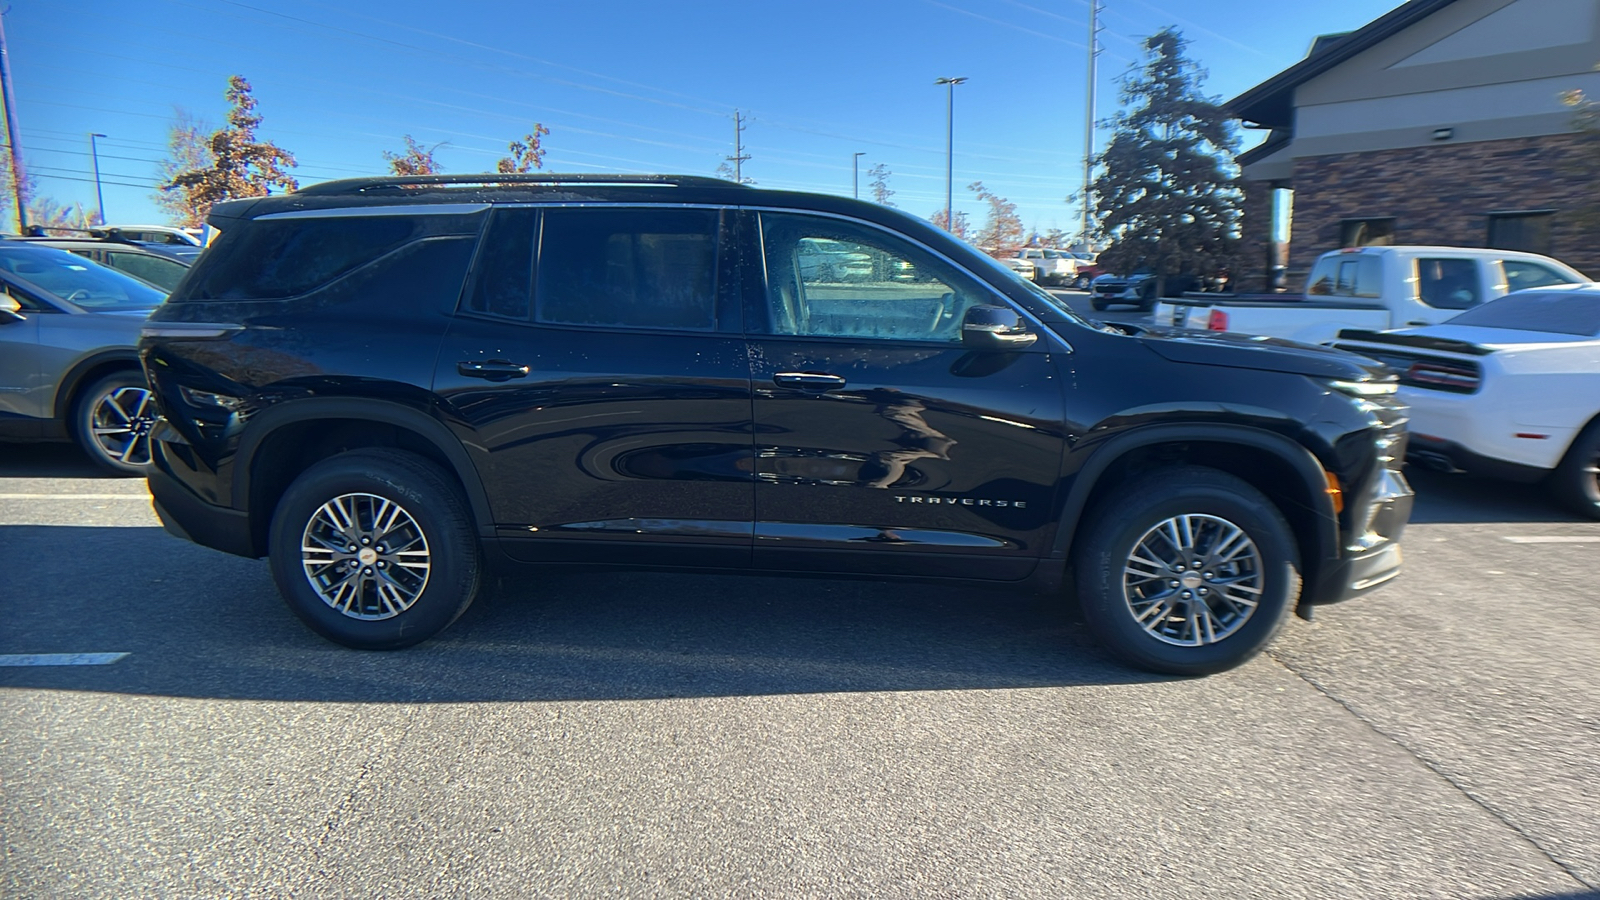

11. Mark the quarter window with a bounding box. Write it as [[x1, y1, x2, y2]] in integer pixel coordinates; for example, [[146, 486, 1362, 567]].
[[463, 208, 536, 320], [535, 208, 719, 332], [1416, 258, 1481, 310], [759, 213, 987, 343], [181, 216, 420, 300]]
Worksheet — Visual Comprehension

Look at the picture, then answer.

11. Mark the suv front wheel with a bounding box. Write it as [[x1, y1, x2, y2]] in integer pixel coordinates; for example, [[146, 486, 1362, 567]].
[[268, 449, 482, 649], [1074, 466, 1300, 675]]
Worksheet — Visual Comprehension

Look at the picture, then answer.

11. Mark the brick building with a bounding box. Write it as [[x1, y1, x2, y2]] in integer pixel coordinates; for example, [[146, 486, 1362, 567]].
[[1230, 0, 1600, 291]]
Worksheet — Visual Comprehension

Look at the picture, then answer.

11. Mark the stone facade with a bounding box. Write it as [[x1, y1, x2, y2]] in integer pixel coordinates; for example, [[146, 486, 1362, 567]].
[[1235, 178, 1277, 293], [1286, 133, 1600, 280]]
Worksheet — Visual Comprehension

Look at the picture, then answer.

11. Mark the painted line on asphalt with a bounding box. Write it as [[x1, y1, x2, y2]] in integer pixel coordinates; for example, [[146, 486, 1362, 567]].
[[1502, 535, 1600, 544], [0, 493, 149, 500], [0, 652, 130, 667]]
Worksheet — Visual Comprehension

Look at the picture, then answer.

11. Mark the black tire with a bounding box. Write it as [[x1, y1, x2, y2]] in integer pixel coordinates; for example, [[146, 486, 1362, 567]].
[[1073, 275, 1090, 291], [1073, 466, 1301, 676], [1548, 421, 1600, 520], [71, 370, 154, 475], [1090, 297, 1108, 312], [1138, 285, 1158, 312], [268, 449, 482, 649]]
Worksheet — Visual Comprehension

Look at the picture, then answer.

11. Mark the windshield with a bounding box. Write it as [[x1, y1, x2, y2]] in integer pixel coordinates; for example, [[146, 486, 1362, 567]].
[[1445, 288, 1600, 337], [0, 245, 166, 310]]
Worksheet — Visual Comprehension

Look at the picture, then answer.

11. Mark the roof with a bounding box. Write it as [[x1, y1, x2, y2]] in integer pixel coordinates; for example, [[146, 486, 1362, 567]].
[[1229, 0, 1459, 128]]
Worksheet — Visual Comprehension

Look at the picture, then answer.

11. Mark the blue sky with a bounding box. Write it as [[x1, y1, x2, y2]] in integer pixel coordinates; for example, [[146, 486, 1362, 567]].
[[9, 0, 1404, 234]]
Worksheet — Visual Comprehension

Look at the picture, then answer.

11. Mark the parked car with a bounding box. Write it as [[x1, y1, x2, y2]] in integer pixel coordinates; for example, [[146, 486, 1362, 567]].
[[7, 235, 194, 291], [1090, 269, 1202, 311], [1069, 252, 1102, 290], [140, 173, 1412, 675], [1158, 246, 1588, 344], [997, 255, 1038, 281], [1333, 284, 1600, 518], [1009, 248, 1076, 286], [90, 224, 203, 247], [0, 243, 166, 473]]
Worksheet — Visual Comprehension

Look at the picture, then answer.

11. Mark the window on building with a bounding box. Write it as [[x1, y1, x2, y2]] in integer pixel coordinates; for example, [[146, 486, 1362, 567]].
[[1487, 211, 1553, 256], [1339, 217, 1395, 248]]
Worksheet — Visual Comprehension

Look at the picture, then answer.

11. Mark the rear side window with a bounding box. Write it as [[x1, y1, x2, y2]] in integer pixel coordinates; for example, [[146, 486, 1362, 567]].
[[179, 216, 419, 300], [1416, 258, 1481, 310], [535, 207, 718, 332], [463, 208, 537, 320], [1502, 260, 1578, 293], [1306, 255, 1381, 298]]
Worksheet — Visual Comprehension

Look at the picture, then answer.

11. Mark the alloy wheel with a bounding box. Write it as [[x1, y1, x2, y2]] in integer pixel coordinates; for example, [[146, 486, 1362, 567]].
[[89, 386, 155, 468], [300, 492, 432, 620], [1121, 513, 1264, 646]]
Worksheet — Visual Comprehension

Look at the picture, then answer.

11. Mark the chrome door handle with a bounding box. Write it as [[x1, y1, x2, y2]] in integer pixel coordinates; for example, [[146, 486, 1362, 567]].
[[458, 360, 531, 381], [773, 372, 846, 390]]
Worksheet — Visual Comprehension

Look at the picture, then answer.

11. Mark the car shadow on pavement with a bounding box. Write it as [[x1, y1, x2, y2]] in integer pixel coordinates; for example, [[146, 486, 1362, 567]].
[[1403, 466, 1588, 525], [0, 524, 1162, 704], [0, 442, 130, 479]]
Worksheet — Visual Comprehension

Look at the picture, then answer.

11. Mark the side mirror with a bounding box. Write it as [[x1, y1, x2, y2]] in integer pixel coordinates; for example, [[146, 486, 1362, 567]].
[[962, 305, 1037, 350], [0, 292, 23, 325]]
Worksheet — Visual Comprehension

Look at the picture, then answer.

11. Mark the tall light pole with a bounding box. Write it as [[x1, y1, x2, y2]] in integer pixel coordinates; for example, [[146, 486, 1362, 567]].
[[852, 151, 866, 199], [934, 76, 967, 232], [0, 9, 29, 233], [1081, 2, 1104, 249], [88, 133, 107, 226]]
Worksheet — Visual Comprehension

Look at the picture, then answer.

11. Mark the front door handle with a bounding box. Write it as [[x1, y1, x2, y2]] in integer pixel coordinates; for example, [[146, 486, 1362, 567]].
[[773, 372, 846, 390], [458, 360, 531, 381]]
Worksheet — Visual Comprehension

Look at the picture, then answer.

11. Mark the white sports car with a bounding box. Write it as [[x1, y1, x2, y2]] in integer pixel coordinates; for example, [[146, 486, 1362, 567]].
[[1334, 284, 1600, 519]]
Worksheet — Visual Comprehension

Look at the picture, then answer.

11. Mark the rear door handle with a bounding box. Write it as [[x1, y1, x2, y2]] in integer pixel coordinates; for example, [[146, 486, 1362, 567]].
[[773, 372, 846, 390], [458, 360, 531, 381]]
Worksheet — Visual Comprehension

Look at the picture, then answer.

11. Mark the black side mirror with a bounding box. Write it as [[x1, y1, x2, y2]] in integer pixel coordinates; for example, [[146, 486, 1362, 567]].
[[962, 305, 1037, 350]]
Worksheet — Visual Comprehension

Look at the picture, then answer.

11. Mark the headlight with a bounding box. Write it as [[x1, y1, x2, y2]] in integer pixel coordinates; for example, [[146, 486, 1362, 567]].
[[1326, 379, 1398, 397]]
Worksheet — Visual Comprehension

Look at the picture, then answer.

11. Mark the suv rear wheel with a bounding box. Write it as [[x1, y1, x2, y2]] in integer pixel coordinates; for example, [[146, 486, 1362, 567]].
[[268, 449, 482, 649], [73, 371, 155, 474], [1074, 466, 1300, 675]]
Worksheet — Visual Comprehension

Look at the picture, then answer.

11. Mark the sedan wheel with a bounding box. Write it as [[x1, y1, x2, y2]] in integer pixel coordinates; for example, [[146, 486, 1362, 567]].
[[74, 372, 155, 474], [1550, 421, 1600, 520]]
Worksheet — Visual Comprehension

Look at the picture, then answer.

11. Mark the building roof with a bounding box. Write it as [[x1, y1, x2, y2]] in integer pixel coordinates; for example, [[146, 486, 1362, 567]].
[[1228, 0, 1460, 128]]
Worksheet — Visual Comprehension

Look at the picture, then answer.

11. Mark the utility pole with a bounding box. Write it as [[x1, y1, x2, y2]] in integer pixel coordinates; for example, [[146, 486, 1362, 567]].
[[852, 152, 865, 198], [934, 76, 967, 232], [0, 9, 28, 233], [725, 110, 751, 184], [89, 133, 107, 225], [1080, 1, 1104, 250]]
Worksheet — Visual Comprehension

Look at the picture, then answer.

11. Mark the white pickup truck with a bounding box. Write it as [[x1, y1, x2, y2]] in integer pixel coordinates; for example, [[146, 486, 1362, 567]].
[[1156, 246, 1589, 345], [1007, 248, 1079, 286]]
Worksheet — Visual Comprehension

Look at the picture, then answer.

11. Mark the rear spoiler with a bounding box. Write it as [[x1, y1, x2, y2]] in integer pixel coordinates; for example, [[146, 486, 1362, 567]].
[[1335, 329, 1495, 356]]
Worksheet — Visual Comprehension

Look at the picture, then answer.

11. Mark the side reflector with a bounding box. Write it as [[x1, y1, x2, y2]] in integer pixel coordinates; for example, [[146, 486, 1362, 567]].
[[1514, 433, 1549, 440], [1325, 471, 1344, 514], [1207, 309, 1229, 331]]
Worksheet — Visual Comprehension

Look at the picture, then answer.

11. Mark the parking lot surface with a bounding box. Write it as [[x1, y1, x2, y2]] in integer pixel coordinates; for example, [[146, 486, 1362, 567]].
[[3, 439, 1598, 899]]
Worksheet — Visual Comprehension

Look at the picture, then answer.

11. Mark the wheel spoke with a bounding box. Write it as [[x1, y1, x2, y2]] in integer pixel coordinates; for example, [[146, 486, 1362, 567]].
[[301, 492, 430, 621], [1122, 513, 1262, 648]]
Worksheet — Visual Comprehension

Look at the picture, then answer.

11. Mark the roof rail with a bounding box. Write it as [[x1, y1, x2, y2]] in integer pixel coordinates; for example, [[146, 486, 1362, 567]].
[[295, 173, 749, 196]]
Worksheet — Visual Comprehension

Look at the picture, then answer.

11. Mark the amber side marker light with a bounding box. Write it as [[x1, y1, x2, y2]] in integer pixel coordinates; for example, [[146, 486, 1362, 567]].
[[1325, 471, 1344, 514]]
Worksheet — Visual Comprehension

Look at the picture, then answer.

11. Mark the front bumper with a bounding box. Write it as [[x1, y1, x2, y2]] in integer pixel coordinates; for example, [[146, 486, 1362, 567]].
[[1304, 467, 1414, 605]]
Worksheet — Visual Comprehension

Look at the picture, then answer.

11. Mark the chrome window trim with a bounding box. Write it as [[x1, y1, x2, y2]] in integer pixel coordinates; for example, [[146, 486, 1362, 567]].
[[256, 203, 491, 220]]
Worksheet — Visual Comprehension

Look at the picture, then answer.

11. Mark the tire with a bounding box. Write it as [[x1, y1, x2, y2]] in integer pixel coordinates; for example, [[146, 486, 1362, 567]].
[[1548, 421, 1600, 520], [268, 449, 482, 649], [1073, 466, 1301, 676], [1090, 297, 1108, 312], [1073, 275, 1090, 291], [1138, 286, 1158, 312], [72, 370, 155, 475]]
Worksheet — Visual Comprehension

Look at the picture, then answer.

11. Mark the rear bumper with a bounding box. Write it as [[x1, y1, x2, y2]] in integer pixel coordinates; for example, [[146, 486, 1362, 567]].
[[149, 453, 259, 558], [1407, 434, 1549, 483]]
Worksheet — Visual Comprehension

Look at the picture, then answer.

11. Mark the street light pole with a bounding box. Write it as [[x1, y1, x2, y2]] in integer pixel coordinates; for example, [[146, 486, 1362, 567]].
[[852, 151, 865, 199], [934, 76, 967, 232], [88, 133, 106, 226]]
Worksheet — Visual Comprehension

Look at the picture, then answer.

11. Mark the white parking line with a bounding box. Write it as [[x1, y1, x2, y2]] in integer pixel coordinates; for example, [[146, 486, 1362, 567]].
[[1502, 536, 1600, 544], [0, 652, 130, 667], [0, 494, 149, 500]]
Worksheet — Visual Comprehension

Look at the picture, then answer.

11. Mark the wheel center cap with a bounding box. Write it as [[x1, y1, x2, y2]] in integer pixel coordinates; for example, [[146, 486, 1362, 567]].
[[1180, 572, 1204, 590], [358, 548, 378, 565]]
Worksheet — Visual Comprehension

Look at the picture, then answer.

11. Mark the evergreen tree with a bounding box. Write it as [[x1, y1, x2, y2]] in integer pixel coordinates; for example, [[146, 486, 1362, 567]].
[[1092, 28, 1240, 293], [162, 76, 297, 222]]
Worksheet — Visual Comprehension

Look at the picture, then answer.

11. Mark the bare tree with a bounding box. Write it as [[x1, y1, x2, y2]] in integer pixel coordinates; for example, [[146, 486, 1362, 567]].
[[928, 208, 971, 240], [969, 181, 1024, 251], [868, 163, 895, 206], [154, 108, 214, 228]]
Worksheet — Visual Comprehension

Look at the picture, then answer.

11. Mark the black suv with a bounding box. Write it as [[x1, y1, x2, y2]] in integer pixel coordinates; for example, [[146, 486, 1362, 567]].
[[140, 174, 1412, 675]]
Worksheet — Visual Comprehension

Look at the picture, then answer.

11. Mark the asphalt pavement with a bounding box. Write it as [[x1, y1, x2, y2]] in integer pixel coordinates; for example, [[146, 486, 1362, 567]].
[[3, 414, 1599, 898]]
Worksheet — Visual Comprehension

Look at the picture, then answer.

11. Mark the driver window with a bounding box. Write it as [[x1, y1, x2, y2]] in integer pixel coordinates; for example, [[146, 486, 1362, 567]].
[[759, 213, 986, 342]]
